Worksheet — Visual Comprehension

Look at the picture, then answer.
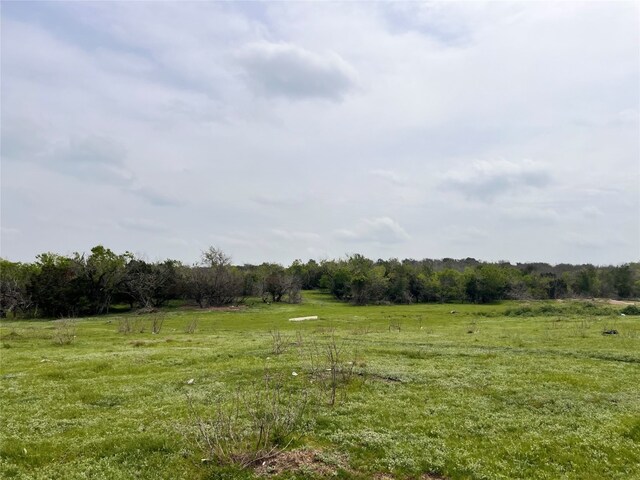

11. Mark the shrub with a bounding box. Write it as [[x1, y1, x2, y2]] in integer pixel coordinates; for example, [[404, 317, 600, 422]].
[[305, 332, 363, 406], [505, 302, 615, 317], [52, 318, 76, 345], [151, 314, 165, 334], [185, 318, 199, 334], [117, 317, 145, 334], [187, 371, 310, 468], [270, 329, 288, 355], [621, 304, 640, 315]]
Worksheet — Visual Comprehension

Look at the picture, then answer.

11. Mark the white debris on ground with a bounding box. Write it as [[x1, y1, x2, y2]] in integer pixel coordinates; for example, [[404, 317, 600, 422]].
[[288, 315, 318, 322]]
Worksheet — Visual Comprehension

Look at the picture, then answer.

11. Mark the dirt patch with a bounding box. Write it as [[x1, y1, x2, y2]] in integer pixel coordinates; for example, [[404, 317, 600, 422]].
[[254, 450, 446, 479], [556, 298, 638, 306], [605, 299, 638, 306], [552, 298, 640, 305], [373, 474, 447, 480], [206, 305, 246, 312], [254, 449, 344, 477], [179, 305, 247, 312]]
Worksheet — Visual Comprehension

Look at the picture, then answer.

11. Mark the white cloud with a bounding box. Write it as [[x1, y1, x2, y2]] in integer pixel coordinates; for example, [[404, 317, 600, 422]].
[[581, 206, 604, 219], [126, 186, 182, 207], [335, 217, 410, 244], [1, 227, 21, 236], [51, 136, 134, 186], [369, 169, 408, 186], [236, 42, 358, 100], [441, 226, 489, 245], [0, 2, 637, 265], [118, 218, 167, 233], [500, 206, 561, 224], [271, 229, 320, 242], [441, 159, 553, 201]]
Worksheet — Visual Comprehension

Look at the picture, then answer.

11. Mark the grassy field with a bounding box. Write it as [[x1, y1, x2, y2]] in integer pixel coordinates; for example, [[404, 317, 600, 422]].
[[1, 292, 639, 479]]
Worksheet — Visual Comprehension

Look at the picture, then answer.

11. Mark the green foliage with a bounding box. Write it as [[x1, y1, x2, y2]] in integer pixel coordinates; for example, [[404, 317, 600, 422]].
[[2, 247, 638, 319], [505, 301, 617, 317], [437, 268, 465, 302], [253, 263, 301, 304], [0, 259, 36, 317], [621, 304, 640, 315], [182, 247, 243, 308], [464, 264, 509, 303]]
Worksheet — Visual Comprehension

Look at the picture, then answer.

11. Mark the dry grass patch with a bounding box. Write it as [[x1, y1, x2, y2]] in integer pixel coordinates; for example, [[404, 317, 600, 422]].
[[254, 449, 346, 477]]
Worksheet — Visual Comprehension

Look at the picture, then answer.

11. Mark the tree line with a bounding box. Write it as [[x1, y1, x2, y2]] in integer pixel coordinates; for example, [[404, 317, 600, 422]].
[[1, 246, 638, 318]]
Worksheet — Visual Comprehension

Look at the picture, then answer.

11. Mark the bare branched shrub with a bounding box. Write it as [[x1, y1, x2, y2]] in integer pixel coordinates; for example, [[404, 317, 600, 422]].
[[351, 324, 371, 336], [117, 317, 145, 334], [270, 329, 288, 355], [187, 370, 309, 468], [151, 314, 165, 334], [136, 318, 147, 333], [467, 319, 479, 334], [185, 318, 198, 334], [575, 318, 591, 338], [306, 332, 362, 406], [52, 318, 76, 345], [117, 317, 132, 334]]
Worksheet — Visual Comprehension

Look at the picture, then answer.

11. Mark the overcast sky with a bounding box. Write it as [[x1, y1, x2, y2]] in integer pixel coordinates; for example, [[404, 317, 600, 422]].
[[1, 1, 638, 266]]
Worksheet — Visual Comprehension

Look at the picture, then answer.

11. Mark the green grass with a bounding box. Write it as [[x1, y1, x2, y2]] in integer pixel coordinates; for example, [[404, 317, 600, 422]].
[[1, 292, 639, 479]]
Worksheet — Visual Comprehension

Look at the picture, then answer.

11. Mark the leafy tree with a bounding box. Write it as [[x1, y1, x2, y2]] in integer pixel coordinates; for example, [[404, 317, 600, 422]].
[[0, 260, 36, 317], [182, 266, 215, 308], [328, 266, 351, 300], [469, 264, 509, 303], [120, 259, 180, 309], [437, 269, 465, 303], [256, 263, 301, 303], [199, 247, 243, 306], [613, 264, 633, 298], [81, 246, 128, 314], [28, 253, 84, 317], [572, 265, 600, 297], [385, 260, 413, 304]]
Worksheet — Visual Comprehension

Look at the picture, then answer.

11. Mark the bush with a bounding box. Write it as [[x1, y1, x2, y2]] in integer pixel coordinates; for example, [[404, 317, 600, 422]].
[[52, 319, 77, 345], [621, 304, 640, 315], [505, 302, 615, 317], [187, 371, 310, 468]]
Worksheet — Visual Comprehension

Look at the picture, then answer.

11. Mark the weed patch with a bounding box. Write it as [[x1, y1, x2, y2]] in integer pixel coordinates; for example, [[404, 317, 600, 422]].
[[186, 370, 311, 468]]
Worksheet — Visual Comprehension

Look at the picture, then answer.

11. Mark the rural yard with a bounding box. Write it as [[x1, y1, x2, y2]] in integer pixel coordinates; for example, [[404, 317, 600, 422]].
[[1, 292, 639, 479]]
